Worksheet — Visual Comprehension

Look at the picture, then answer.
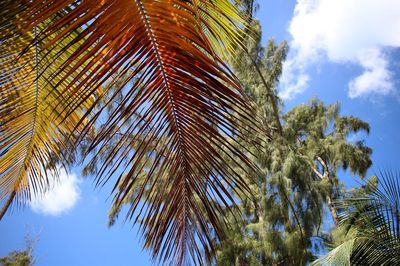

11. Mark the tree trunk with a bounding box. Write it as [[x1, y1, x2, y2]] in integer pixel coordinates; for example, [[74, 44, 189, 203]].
[[327, 195, 339, 226], [314, 157, 340, 226]]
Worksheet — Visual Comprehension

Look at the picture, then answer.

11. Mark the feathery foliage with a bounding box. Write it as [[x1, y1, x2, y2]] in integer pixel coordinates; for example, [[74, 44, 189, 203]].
[[214, 18, 372, 265]]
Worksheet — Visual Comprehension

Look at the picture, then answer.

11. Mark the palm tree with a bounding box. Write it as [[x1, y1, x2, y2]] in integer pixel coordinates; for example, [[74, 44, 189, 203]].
[[312, 171, 400, 265], [0, 1, 260, 265]]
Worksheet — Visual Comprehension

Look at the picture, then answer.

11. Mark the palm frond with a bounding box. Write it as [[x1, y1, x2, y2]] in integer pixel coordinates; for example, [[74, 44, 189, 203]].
[[1, 1, 259, 265], [0, 11, 94, 218], [313, 171, 400, 265], [311, 238, 355, 266]]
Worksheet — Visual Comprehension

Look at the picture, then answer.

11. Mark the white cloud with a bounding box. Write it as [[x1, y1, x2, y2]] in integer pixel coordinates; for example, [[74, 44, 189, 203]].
[[281, 0, 400, 99], [348, 48, 395, 98], [29, 168, 81, 216]]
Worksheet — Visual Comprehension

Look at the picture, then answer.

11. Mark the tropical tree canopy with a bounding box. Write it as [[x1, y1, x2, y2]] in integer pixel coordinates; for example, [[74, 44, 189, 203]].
[[213, 19, 372, 265], [0, 1, 261, 265]]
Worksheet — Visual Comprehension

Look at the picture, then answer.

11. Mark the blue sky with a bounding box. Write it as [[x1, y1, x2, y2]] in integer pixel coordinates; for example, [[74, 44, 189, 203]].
[[1, 1, 400, 265]]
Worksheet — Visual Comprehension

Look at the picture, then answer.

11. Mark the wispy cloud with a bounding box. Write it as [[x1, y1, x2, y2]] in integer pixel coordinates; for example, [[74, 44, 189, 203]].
[[29, 168, 81, 216], [280, 0, 400, 100]]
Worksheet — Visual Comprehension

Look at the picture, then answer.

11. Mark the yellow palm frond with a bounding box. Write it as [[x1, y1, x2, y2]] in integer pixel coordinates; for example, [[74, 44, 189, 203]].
[[0, 11, 95, 214]]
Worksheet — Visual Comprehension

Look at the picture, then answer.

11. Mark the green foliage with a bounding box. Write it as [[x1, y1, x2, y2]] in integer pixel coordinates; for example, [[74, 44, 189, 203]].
[[0, 235, 35, 266], [0, 251, 33, 266], [214, 18, 372, 266]]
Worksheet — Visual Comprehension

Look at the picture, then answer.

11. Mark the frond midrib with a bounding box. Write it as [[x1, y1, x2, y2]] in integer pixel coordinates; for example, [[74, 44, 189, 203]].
[[134, 1, 192, 260], [14, 27, 41, 195]]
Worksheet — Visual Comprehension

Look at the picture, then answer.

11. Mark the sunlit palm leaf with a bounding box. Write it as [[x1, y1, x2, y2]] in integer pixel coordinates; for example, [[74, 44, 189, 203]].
[[1, 1, 258, 265], [0, 8, 94, 218]]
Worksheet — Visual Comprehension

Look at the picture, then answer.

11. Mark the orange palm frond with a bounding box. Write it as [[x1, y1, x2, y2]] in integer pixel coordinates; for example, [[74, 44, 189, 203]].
[[1, 1, 260, 265]]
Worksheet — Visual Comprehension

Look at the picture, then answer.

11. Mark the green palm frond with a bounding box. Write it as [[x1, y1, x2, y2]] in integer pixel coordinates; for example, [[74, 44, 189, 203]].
[[313, 171, 400, 266]]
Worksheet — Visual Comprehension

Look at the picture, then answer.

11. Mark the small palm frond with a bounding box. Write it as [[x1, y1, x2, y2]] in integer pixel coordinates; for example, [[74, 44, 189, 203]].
[[313, 171, 400, 266], [1, 1, 259, 265], [311, 239, 355, 266]]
